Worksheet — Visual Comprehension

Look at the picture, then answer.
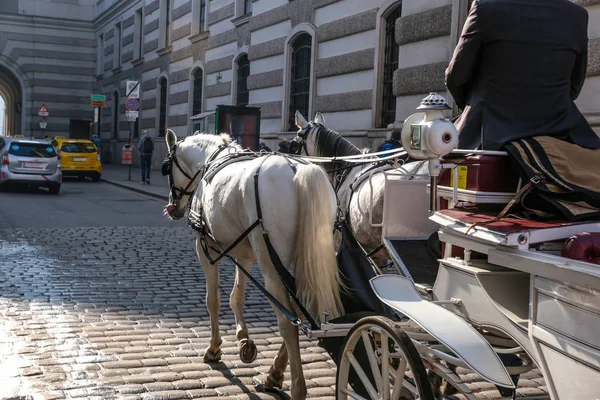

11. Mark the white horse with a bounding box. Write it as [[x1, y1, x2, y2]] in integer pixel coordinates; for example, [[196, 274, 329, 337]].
[[162, 129, 344, 400], [292, 111, 430, 258]]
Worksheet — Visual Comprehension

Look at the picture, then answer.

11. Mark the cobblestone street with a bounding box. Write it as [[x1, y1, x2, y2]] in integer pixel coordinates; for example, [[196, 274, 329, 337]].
[[0, 181, 549, 400]]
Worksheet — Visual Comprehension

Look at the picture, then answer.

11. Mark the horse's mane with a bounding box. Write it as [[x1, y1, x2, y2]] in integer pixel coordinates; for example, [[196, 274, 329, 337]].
[[186, 132, 238, 150], [311, 125, 362, 158]]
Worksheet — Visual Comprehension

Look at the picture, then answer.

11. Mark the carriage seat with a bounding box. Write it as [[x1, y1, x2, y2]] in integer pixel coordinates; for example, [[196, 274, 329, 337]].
[[561, 232, 600, 265]]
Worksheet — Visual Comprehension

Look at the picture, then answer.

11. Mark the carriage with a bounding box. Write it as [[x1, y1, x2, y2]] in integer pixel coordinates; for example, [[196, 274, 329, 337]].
[[162, 93, 600, 400], [299, 95, 600, 400]]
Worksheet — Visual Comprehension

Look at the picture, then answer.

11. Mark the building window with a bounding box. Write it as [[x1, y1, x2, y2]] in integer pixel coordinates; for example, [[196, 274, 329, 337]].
[[112, 90, 119, 139], [134, 9, 144, 60], [236, 54, 250, 106], [244, 0, 252, 15], [97, 34, 104, 75], [192, 69, 203, 116], [288, 33, 312, 131], [200, 0, 207, 32], [160, 0, 171, 48], [114, 23, 122, 67], [158, 77, 168, 137], [380, 6, 402, 128]]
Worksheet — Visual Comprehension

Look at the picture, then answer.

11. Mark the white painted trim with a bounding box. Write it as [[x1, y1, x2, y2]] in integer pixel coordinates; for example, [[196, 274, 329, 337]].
[[156, 71, 170, 136], [372, 0, 402, 129], [281, 23, 318, 132], [231, 46, 249, 106], [0, 56, 29, 137], [187, 61, 206, 133]]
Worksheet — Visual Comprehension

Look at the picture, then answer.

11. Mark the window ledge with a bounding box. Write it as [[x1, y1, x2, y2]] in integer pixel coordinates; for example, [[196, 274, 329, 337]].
[[95, 73, 104, 81], [232, 13, 251, 27], [132, 57, 144, 66], [111, 66, 123, 74], [189, 31, 209, 43], [157, 46, 172, 56]]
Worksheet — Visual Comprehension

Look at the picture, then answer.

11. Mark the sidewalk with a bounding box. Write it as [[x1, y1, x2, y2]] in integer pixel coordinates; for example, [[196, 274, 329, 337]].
[[101, 164, 169, 200]]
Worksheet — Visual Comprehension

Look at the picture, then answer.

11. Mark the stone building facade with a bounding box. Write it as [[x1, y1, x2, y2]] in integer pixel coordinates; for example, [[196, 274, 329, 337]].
[[0, 0, 599, 168]]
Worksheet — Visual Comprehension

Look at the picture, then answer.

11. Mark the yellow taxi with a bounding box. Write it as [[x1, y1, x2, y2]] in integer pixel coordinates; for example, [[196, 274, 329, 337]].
[[52, 137, 102, 181]]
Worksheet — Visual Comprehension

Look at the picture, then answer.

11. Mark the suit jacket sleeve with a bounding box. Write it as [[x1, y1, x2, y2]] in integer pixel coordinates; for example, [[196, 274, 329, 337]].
[[570, 10, 589, 100], [445, 0, 484, 110]]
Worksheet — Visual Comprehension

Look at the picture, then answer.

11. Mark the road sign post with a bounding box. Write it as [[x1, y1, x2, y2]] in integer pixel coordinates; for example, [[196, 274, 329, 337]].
[[125, 80, 139, 181]]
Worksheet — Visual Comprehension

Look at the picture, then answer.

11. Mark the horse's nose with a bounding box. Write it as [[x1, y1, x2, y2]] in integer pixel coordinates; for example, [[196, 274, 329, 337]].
[[166, 204, 175, 215]]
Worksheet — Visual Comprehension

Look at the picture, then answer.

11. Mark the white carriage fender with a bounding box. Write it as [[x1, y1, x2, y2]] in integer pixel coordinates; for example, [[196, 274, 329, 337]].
[[369, 274, 515, 389]]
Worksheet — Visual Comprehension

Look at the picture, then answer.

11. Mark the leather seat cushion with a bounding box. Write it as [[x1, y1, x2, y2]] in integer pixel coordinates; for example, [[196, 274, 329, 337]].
[[561, 232, 600, 265]]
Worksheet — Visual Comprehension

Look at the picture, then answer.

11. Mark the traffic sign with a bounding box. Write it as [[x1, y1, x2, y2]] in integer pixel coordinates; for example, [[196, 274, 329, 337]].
[[126, 110, 138, 121], [38, 104, 49, 117], [91, 100, 107, 107], [40, 121, 47, 129], [126, 98, 139, 111], [90, 94, 106, 102], [126, 80, 140, 99]]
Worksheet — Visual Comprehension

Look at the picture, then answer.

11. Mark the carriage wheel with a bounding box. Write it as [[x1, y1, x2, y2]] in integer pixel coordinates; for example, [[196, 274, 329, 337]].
[[336, 316, 433, 400]]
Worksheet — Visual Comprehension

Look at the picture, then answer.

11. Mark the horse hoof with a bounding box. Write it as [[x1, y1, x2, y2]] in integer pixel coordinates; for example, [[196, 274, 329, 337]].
[[203, 348, 222, 362], [239, 339, 257, 364], [264, 373, 284, 390]]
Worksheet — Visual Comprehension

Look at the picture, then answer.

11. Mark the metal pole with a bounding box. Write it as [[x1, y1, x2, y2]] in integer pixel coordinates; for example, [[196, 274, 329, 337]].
[[128, 120, 133, 181]]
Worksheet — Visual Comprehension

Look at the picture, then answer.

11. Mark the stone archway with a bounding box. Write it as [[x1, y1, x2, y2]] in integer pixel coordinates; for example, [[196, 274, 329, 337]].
[[0, 64, 23, 136]]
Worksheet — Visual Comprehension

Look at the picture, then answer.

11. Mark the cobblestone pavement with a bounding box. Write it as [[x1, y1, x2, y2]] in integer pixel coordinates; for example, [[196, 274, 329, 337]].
[[0, 225, 550, 400]]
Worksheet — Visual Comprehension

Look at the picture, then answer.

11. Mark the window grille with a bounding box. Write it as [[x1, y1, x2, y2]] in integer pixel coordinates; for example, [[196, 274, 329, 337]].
[[380, 6, 402, 128], [192, 69, 203, 116], [288, 33, 312, 131], [158, 78, 168, 137], [236, 55, 250, 106], [200, 0, 206, 32]]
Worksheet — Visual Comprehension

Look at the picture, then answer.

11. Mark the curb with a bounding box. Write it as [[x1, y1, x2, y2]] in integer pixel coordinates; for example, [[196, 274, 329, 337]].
[[101, 178, 169, 201]]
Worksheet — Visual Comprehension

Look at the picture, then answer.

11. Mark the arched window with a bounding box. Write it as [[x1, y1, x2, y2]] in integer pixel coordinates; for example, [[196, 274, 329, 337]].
[[236, 54, 250, 106], [192, 68, 203, 116], [158, 77, 168, 137], [288, 33, 312, 131], [380, 5, 402, 127], [112, 90, 119, 138]]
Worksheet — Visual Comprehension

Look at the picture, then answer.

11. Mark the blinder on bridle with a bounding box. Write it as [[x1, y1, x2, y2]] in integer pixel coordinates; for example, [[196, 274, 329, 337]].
[[161, 141, 197, 207], [289, 122, 315, 155]]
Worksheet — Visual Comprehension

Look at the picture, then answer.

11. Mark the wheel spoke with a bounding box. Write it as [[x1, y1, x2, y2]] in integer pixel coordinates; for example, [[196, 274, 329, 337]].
[[341, 387, 371, 400], [391, 358, 408, 400], [347, 351, 381, 400], [362, 329, 383, 395], [381, 332, 390, 400]]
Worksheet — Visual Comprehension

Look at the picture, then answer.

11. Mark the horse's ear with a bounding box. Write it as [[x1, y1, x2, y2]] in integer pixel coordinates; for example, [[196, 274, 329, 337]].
[[314, 112, 325, 125], [166, 129, 177, 151], [295, 110, 308, 129]]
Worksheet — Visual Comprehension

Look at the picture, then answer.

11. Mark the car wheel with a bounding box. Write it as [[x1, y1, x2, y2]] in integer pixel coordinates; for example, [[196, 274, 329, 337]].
[[48, 184, 60, 195], [92, 173, 101, 182]]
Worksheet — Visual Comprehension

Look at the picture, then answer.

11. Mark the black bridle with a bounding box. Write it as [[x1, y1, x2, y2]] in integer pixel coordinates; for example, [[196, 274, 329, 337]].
[[161, 141, 227, 208], [289, 123, 313, 156]]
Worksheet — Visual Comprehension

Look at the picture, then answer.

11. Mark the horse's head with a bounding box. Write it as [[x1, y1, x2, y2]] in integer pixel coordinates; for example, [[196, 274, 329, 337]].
[[289, 111, 326, 156], [162, 129, 197, 220]]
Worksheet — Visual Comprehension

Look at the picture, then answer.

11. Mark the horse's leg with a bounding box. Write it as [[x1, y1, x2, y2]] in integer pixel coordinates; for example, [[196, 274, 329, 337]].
[[264, 343, 288, 390], [230, 260, 257, 363], [197, 239, 222, 362]]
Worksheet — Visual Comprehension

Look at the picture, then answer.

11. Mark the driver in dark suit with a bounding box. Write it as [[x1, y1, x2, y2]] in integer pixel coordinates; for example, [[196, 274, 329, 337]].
[[445, 0, 600, 150]]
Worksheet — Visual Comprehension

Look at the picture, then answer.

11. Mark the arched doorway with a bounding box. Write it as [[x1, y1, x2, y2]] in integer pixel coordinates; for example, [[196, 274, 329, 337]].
[[0, 64, 23, 136]]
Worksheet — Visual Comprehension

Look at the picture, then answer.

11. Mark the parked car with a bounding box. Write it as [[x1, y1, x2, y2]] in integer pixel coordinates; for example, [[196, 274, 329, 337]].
[[52, 137, 102, 181], [0, 137, 62, 194]]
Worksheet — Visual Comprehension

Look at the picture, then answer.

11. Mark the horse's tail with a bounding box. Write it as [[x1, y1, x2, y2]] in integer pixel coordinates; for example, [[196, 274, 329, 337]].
[[293, 164, 344, 323]]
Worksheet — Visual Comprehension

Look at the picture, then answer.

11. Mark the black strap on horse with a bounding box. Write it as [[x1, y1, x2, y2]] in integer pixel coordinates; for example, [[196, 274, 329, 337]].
[[189, 154, 319, 332]]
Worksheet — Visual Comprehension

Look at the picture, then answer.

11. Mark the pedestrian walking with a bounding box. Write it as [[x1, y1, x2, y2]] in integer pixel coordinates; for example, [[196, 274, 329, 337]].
[[377, 130, 402, 157], [259, 141, 272, 152], [137, 130, 154, 185]]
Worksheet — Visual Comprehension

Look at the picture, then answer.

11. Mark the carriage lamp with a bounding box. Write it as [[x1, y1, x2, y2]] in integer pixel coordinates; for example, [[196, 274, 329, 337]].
[[400, 93, 459, 212]]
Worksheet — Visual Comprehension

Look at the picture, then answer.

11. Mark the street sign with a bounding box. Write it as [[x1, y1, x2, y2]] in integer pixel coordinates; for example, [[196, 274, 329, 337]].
[[40, 121, 47, 129], [126, 110, 138, 121], [126, 80, 140, 99], [38, 104, 49, 117], [91, 100, 107, 107], [90, 94, 106, 102], [125, 98, 139, 111]]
